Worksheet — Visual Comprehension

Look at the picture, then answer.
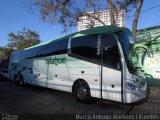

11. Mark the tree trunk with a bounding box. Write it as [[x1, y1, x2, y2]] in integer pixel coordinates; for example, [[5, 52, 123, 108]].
[[132, 0, 144, 40], [108, 0, 115, 25]]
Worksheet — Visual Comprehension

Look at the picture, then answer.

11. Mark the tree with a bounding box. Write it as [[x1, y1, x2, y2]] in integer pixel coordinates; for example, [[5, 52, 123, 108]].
[[32, 0, 144, 37], [115, 0, 144, 39], [32, 0, 111, 31], [0, 47, 13, 68], [0, 47, 13, 61], [7, 27, 41, 50], [133, 0, 144, 38], [108, 0, 115, 25]]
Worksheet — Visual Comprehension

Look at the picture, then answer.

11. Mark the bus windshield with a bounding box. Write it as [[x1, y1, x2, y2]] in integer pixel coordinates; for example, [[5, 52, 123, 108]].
[[116, 31, 136, 74]]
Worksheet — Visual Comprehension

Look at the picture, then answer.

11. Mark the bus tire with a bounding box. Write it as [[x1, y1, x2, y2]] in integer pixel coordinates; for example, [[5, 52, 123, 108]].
[[19, 75, 24, 86], [73, 80, 92, 103]]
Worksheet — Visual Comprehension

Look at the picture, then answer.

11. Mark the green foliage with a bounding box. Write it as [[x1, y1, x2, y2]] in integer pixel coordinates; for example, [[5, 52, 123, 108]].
[[115, 0, 144, 38], [7, 27, 41, 50], [32, 0, 144, 37], [115, 0, 139, 12], [32, 0, 108, 31], [0, 47, 13, 61]]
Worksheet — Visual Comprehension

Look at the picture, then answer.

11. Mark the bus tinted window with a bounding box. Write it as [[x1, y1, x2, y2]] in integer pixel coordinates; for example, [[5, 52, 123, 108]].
[[71, 35, 100, 62], [102, 34, 121, 70], [25, 45, 46, 58], [39, 38, 68, 56], [116, 31, 135, 74]]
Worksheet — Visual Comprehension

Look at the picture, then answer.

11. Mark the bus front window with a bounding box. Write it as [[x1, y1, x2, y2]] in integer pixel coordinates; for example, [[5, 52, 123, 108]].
[[116, 31, 136, 74]]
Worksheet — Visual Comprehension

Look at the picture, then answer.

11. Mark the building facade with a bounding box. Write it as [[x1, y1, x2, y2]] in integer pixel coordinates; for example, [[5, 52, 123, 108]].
[[77, 10, 125, 31], [134, 26, 160, 79]]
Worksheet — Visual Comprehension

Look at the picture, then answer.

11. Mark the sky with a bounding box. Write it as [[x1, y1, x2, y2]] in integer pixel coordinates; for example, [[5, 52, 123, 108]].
[[0, 0, 160, 47]]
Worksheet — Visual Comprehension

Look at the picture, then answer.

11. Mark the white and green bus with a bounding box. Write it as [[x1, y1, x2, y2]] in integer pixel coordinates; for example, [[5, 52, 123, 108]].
[[8, 26, 147, 103]]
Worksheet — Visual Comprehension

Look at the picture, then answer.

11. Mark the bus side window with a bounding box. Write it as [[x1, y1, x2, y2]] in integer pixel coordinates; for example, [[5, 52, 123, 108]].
[[71, 35, 101, 62], [102, 34, 121, 70]]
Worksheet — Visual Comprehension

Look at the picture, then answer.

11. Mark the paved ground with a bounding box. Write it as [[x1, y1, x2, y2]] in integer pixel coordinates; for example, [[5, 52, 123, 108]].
[[0, 74, 160, 119]]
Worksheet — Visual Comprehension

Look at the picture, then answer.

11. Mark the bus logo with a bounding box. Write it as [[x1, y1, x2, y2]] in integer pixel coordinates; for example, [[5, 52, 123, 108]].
[[45, 57, 66, 65]]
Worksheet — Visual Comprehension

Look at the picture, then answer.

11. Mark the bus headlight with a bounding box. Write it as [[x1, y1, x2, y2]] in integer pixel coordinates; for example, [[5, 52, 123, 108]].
[[126, 82, 137, 91]]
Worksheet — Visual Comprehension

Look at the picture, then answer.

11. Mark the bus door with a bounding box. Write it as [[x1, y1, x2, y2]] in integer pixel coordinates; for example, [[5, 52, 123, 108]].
[[101, 34, 122, 102]]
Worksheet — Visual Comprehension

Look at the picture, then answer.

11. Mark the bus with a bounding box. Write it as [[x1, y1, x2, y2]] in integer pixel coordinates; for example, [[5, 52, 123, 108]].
[[8, 26, 147, 104]]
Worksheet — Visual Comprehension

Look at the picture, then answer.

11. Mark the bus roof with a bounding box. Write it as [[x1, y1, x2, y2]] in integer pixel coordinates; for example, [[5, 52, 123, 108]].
[[23, 25, 131, 50], [73, 25, 131, 38]]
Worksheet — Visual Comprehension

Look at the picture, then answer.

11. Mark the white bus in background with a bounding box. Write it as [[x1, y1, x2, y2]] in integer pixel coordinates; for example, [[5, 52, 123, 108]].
[[8, 26, 147, 104]]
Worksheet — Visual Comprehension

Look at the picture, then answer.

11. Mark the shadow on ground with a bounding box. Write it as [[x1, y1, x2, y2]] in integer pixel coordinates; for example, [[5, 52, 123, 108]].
[[0, 76, 159, 114]]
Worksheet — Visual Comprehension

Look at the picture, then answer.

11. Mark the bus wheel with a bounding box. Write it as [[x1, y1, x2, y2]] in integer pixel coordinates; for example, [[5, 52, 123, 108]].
[[74, 80, 91, 103], [19, 75, 24, 86]]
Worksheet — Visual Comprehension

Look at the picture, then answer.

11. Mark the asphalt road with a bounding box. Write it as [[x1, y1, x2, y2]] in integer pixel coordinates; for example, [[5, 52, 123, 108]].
[[0, 74, 160, 119]]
